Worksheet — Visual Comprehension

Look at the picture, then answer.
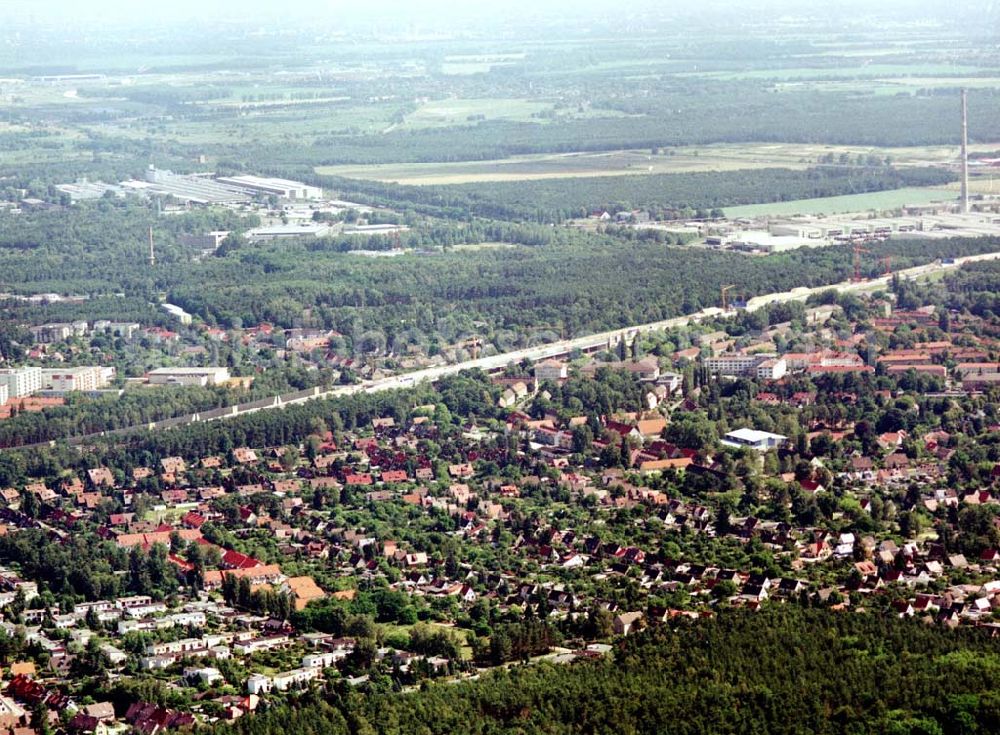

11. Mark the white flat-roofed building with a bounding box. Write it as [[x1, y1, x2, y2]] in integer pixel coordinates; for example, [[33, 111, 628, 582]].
[[93, 321, 140, 340], [246, 223, 330, 241], [246, 673, 273, 695], [169, 611, 207, 627], [41, 366, 112, 392], [184, 666, 223, 685], [101, 643, 128, 666], [148, 367, 230, 386], [217, 175, 324, 200], [704, 354, 772, 377], [233, 634, 291, 657], [302, 649, 350, 669], [118, 617, 176, 635], [0, 384, 7, 407], [755, 358, 787, 381], [722, 428, 788, 452], [56, 180, 125, 201], [145, 633, 231, 656], [180, 231, 231, 250], [30, 322, 87, 343], [0, 367, 42, 398], [271, 667, 321, 691], [123, 602, 169, 618], [161, 303, 193, 326], [141, 167, 251, 205], [658, 372, 683, 394]]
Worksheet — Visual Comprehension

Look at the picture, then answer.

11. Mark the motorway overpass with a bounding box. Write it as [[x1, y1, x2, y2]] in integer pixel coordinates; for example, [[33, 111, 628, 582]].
[[6, 251, 999, 452]]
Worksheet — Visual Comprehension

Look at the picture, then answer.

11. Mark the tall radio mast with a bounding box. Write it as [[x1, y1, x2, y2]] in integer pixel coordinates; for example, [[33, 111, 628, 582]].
[[960, 89, 970, 214]]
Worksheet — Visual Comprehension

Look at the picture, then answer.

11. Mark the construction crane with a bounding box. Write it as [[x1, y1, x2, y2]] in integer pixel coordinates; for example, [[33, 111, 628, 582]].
[[720, 284, 736, 311], [852, 243, 870, 282]]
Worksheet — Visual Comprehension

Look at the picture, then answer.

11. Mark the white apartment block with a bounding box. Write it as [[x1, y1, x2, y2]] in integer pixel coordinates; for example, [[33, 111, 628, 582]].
[[123, 602, 169, 618], [145, 633, 231, 656], [118, 618, 175, 635], [703, 354, 772, 377], [233, 634, 290, 656], [41, 366, 114, 392], [0, 367, 42, 398], [271, 667, 321, 691], [755, 358, 788, 381], [302, 650, 350, 669], [93, 321, 141, 339], [169, 611, 207, 627], [246, 674, 273, 695]]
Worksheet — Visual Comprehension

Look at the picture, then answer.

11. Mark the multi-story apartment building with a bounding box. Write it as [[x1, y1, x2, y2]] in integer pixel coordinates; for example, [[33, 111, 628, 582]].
[[0, 367, 42, 398]]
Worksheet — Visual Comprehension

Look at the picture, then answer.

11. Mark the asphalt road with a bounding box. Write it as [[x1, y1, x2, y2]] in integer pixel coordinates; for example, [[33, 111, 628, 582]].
[[7, 251, 999, 451]]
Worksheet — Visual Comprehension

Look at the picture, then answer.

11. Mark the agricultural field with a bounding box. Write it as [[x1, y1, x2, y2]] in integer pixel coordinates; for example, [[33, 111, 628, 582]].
[[316, 142, 987, 186], [724, 186, 957, 218]]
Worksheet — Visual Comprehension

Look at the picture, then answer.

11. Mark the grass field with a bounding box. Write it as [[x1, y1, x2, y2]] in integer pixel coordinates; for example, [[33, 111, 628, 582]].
[[316, 142, 993, 186], [381, 622, 474, 661], [724, 186, 956, 217], [317, 147, 811, 185]]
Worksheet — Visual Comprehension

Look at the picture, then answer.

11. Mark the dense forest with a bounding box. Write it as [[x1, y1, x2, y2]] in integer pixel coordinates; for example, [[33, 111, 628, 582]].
[[228, 89, 1000, 167], [5, 199, 992, 338], [207, 607, 1000, 735], [942, 260, 1000, 318], [168, 234, 1000, 334], [305, 166, 954, 223]]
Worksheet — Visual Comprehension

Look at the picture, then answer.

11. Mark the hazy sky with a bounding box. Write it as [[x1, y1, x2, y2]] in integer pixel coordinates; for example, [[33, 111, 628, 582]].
[[4, 0, 629, 24], [0, 0, 990, 36], [0, 0, 983, 24]]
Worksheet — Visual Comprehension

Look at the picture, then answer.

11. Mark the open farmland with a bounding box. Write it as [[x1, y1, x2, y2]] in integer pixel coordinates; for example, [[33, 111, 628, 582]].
[[316, 142, 989, 186], [724, 185, 957, 217]]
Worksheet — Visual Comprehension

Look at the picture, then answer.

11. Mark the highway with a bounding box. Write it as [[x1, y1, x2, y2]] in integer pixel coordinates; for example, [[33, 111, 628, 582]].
[[6, 250, 1000, 452], [332, 250, 1000, 398]]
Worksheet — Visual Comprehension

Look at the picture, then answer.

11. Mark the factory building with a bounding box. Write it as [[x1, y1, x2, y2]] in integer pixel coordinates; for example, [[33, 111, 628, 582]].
[[216, 175, 324, 201], [134, 168, 251, 205], [180, 231, 231, 251], [246, 224, 330, 241]]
